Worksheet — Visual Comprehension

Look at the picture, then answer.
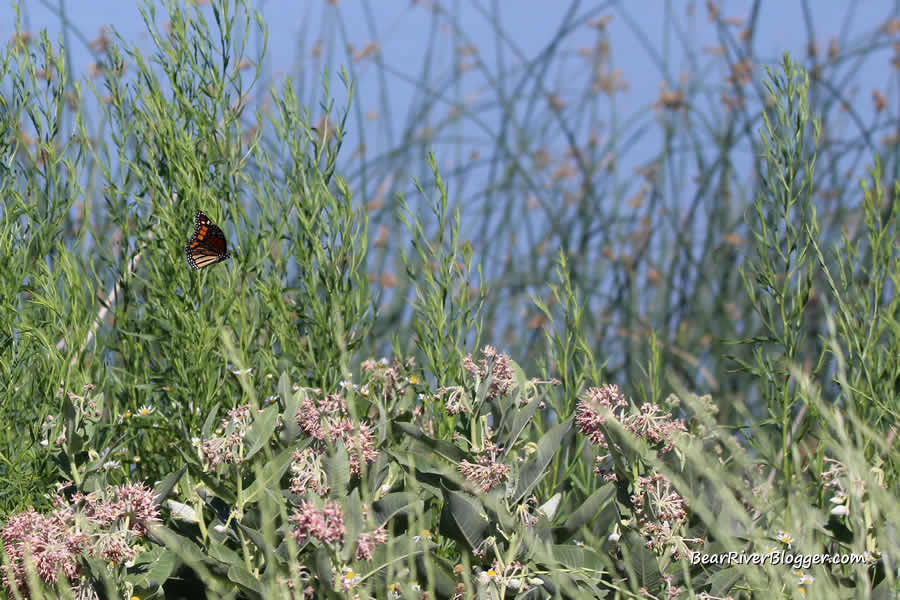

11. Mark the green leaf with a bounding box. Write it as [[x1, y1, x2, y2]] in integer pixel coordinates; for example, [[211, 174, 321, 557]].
[[500, 395, 541, 460], [243, 447, 294, 504], [439, 489, 490, 550], [709, 567, 743, 597], [511, 418, 572, 503], [279, 371, 301, 443], [126, 547, 176, 590], [244, 403, 278, 460], [325, 439, 350, 495], [154, 466, 186, 504], [341, 487, 363, 563], [202, 402, 221, 439], [209, 542, 242, 566], [372, 492, 419, 527], [395, 422, 464, 463], [228, 563, 263, 597], [167, 499, 199, 523], [550, 544, 605, 573], [622, 531, 661, 591], [557, 483, 616, 538]]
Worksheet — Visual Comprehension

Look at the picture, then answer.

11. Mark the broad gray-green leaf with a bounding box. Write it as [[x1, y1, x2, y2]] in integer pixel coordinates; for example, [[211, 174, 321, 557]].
[[511, 418, 572, 503], [550, 544, 605, 573], [539, 492, 563, 521], [439, 489, 490, 550], [279, 372, 301, 442], [623, 531, 661, 591], [244, 404, 278, 460], [395, 422, 465, 462], [501, 395, 541, 460], [325, 440, 351, 495], [167, 499, 198, 523], [243, 447, 294, 503], [709, 567, 743, 597], [557, 483, 616, 538], [126, 547, 176, 589], [228, 563, 263, 596], [372, 493, 418, 527], [154, 466, 186, 504], [340, 488, 364, 563], [202, 403, 221, 439]]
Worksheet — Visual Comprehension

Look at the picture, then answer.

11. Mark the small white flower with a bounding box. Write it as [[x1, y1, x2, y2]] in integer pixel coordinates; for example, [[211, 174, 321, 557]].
[[830, 504, 849, 516], [378, 357, 389, 365], [776, 531, 794, 548], [102, 460, 120, 471], [230, 367, 253, 376], [40, 439, 49, 447], [191, 437, 201, 449], [797, 573, 814, 585], [137, 404, 155, 417]]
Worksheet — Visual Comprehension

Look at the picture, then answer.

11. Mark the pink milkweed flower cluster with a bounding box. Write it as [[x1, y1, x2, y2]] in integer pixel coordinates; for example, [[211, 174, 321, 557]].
[[290, 500, 346, 546], [631, 473, 701, 559], [1, 482, 159, 597], [458, 440, 510, 493], [295, 392, 378, 477], [463, 345, 515, 401], [575, 384, 686, 477], [354, 526, 388, 561], [289, 447, 330, 497], [289, 501, 388, 562], [360, 355, 417, 403], [200, 404, 255, 468]]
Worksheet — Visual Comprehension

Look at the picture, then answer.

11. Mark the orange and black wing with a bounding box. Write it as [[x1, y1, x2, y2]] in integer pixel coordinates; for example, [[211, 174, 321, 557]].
[[185, 211, 230, 269]]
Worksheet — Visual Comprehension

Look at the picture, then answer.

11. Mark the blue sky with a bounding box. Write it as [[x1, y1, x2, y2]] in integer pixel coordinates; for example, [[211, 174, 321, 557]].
[[8, 1, 895, 177]]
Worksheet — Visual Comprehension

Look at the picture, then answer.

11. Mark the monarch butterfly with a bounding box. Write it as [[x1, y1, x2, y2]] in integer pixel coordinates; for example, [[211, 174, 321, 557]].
[[185, 211, 230, 269]]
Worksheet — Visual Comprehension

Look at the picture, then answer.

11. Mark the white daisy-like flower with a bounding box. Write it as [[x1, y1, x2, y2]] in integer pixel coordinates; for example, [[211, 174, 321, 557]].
[[776, 531, 794, 547], [137, 404, 155, 417]]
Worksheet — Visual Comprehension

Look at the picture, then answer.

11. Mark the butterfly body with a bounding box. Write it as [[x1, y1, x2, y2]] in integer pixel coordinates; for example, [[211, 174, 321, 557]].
[[185, 211, 230, 269]]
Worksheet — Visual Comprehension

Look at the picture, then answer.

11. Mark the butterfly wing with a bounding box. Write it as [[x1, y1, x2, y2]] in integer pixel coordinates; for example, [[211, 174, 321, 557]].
[[185, 211, 230, 269]]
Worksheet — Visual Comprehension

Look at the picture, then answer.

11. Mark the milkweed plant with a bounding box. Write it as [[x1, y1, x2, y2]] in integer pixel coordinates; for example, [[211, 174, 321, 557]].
[[1, 1, 898, 599]]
